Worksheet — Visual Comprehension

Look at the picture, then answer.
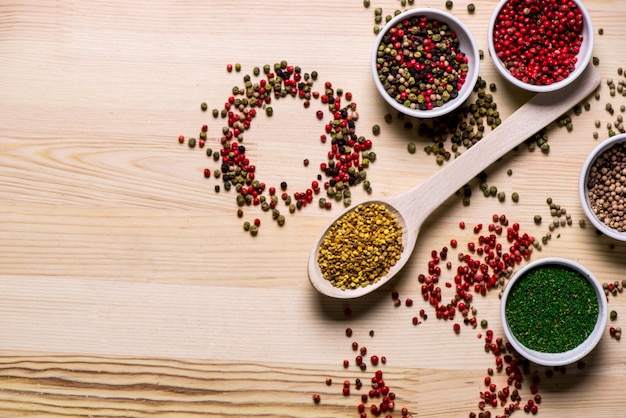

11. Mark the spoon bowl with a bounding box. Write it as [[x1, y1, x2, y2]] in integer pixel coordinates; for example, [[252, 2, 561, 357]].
[[308, 65, 601, 299]]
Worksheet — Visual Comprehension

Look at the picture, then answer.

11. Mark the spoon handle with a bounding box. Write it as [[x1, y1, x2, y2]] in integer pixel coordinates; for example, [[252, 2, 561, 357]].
[[393, 65, 602, 232]]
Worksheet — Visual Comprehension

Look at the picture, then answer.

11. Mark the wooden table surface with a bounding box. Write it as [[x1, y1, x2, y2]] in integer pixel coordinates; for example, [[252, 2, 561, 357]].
[[3, 1, 626, 416]]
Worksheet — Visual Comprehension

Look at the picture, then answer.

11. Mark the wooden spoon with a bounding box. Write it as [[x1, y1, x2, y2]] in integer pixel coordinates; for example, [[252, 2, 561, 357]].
[[308, 64, 601, 299]]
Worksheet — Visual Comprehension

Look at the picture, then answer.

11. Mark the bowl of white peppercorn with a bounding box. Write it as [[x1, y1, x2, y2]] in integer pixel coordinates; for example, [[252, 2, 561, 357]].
[[579, 133, 626, 240]]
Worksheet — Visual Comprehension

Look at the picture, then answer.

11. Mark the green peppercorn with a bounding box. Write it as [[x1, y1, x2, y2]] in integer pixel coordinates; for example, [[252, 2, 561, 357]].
[[363, 0, 370, 7], [187, 137, 196, 148], [243, 221, 251, 231], [593, 56, 600, 66], [610, 310, 618, 320], [445, 0, 453, 9], [372, 124, 380, 135], [407, 142, 416, 154], [497, 191, 505, 202], [384, 113, 393, 124], [511, 192, 519, 203], [507, 168, 513, 176], [467, 3, 475, 13], [266, 106, 273, 117]]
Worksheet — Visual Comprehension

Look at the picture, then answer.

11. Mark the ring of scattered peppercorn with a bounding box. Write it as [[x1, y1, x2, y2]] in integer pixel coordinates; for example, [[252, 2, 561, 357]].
[[178, 62, 377, 234]]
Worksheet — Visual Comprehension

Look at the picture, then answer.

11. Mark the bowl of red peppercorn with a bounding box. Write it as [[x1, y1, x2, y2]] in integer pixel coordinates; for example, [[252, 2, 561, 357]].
[[488, 0, 594, 93], [579, 133, 626, 240], [501, 258, 607, 367], [372, 8, 479, 118]]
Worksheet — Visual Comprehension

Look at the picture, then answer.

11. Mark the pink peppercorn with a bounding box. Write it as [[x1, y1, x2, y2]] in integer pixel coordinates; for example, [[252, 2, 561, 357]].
[[492, 0, 584, 86]]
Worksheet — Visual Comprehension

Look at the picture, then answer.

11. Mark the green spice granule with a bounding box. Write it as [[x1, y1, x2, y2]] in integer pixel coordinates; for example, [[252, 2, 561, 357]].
[[505, 265, 599, 353], [318, 204, 404, 290]]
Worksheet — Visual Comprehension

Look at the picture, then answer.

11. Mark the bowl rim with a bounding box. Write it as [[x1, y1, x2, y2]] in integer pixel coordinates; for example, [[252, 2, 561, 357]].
[[371, 7, 479, 119], [579, 133, 626, 241], [500, 257, 607, 366], [487, 0, 594, 93]]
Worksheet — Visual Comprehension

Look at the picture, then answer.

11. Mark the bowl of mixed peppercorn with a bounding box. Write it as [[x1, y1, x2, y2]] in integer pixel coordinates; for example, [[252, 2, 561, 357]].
[[579, 133, 626, 240], [501, 258, 607, 367], [372, 8, 480, 118], [488, 0, 594, 93]]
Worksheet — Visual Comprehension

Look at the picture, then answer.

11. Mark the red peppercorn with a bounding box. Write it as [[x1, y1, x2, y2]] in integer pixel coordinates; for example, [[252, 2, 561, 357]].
[[177, 135, 185, 144], [312, 394, 321, 403], [203, 168, 211, 178]]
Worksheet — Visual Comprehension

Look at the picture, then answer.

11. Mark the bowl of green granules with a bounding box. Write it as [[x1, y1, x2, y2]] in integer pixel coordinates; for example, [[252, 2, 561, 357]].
[[371, 8, 479, 118], [501, 257, 607, 366]]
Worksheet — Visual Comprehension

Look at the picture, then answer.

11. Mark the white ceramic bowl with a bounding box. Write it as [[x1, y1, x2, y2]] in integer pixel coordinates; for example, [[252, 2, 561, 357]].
[[488, 0, 594, 93], [579, 133, 626, 241], [501, 258, 607, 367], [371, 8, 479, 119]]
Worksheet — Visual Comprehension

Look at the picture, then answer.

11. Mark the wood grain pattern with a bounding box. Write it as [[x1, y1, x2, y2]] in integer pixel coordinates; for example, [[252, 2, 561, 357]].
[[3, 0, 626, 416]]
